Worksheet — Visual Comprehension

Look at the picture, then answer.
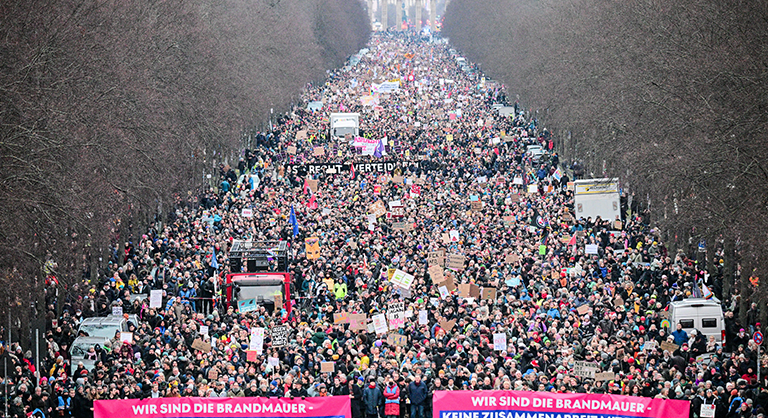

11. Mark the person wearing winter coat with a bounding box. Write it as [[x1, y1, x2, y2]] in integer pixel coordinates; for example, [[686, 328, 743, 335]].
[[362, 379, 383, 418], [383, 378, 400, 418], [408, 375, 428, 418]]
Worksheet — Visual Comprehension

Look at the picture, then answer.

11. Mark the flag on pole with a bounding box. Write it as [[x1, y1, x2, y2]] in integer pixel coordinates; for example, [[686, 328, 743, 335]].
[[701, 282, 713, 299], [553, 167, 563, 182], [211, 248, 219, 270], [289, 206, 299, 238], [350, 164, 356, 180], [374, 139, 385, 158]]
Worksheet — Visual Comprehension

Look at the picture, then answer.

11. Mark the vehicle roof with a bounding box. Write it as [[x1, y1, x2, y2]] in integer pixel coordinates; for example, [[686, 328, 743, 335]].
[[670, 298, 722, 308], [71, 336, 109, 344], [80, 317, 125, 325]]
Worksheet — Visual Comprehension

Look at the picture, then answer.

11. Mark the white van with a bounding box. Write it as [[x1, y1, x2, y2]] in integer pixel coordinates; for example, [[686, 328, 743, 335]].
[[668, 298, 725, 346]]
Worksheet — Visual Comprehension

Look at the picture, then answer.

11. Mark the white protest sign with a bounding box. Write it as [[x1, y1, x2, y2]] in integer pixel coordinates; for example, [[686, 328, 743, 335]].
[[372, 314, 388, 334], [585, 244, 599, 255], [149, 290, 163, 308], [493, 333, 507, 351], [418, 310, 428, 325], [200, 326, 209, 336], [112, 306, 123, 316], [573, 361, 599, 378], [250, 328, 265, 353]]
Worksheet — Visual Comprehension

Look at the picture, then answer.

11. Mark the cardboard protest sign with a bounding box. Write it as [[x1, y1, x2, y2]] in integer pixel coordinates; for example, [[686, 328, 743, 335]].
[[660, 341, 680, 353], [312, 147, 325, 156], [296, 130, 308, 140], [427, 250, 445, 266], [428, 265, 444, 282], [333, 312, 350, 324], [387, 333, 408, 347], [505, 253, 519, 264], [307, 179, 319, 193], [392, 221, 406, 231], [274, 293, 283, 310], [471, 201, 482, 211], [482, 287, 497, 300], [191, 338, 211, 352], [577, 305, 590, 315], [436, 277, 456, 291], [348, 314, 368, 331], [369, 201, 387, 217], [595, 372, 615, 381], [441, 233, 451, 244], [286, 146, 297, 155], [446, 254, 466, 271], [439, 319, 456, 332], [458, 284, 472, 298], [270, 326, 291, 348], [320, 362, 335, 373], [305, 237, 320, 259]]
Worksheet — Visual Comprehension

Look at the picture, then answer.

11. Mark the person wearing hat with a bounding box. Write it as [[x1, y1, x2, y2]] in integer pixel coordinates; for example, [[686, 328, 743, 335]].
[[350, 376, 365, 418]]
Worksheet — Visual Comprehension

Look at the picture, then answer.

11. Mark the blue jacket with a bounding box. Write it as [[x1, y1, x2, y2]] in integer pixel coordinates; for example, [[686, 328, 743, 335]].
[[671, 329, 688, 346], [408, 381, 428, 405]]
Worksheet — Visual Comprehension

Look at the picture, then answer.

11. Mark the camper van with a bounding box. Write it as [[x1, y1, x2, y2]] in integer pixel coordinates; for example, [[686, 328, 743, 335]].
[[668, 298, 725, 346]]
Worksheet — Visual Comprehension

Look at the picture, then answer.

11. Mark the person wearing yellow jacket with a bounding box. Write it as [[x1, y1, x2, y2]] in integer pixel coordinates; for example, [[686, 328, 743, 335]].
[[334, 278, 347, 300]]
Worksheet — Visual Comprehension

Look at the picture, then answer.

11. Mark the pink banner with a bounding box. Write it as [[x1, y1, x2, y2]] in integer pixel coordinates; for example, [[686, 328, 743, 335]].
[[95, 396, 350, 418], [432, 390, 689, 418]]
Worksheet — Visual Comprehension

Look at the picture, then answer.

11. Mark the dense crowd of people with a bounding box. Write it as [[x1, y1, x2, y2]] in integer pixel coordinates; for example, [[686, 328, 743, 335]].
[[1, 31, 766, 418]]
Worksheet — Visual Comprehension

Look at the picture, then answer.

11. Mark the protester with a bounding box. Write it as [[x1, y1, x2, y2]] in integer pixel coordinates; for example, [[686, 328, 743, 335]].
[[1, 31, 765, 418]]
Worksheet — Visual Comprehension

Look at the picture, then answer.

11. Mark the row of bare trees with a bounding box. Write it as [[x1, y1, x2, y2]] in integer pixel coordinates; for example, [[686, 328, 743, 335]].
[[443, 0, 768, 320], [0, 0, 369, 346]]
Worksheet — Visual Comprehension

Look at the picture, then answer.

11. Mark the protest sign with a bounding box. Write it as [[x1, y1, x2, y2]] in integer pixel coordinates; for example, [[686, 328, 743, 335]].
[[387, 333, 408, 347], [307, 179, 319, 193], [348, 314, 368, 331], [270, 326, 291, 348], [320, 362, 335, 373], [199, 325, 209, 336], [305, 237, 320, 259], [418, 310, 428, 325], [585, 244, 599, 254], [446, 253, 466, 271], [577, 305, 590, 315], [390, 269, 415, 289], [112, 306, 123, 316], [312, 147, 325, 156], [191, 338, 211, 352], [149, 289, 163, 308], [427, 250, 445, 266], [428, 265, 444, 282], [238, 298, 258, 313], [369, 201, 387, 217], [241, 208, 253, 218], [120, 332, 133, 344], [595, 372, 616, 381], [493, 333, 507, 351], [439, 319, 456, 332], [286, 145, 297, 155], [372, 314, 388, 334], [573, 361, 599, 378], [505, 253, 519, 264], [482, 287, 497, 300], [246, 350, 259, 362], [660, 341, 680, 353], [333, 312, 350, 324], [249, 328, 265, 353]]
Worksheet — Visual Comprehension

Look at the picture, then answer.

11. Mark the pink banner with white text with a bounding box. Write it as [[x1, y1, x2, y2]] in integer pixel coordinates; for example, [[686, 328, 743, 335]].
[[95, 397, 350, 418], [432, 390, 689, 418]]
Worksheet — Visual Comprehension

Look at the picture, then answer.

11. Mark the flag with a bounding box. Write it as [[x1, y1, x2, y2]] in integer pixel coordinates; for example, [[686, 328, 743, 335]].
[[307, 194, 318, 210], [350, 164, 356, 180], [303, 178, 310, 195], [289, 206, 299, 238], [568, 235, 577, 246], [701, 283, 713, 299], [553, 167, 563, 181], [374, 139, 385, 158], [211, 248, 219, 270]]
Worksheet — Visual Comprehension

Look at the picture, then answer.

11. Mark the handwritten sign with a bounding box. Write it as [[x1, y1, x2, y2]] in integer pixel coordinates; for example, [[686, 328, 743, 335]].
[[270, 326, 291, 348], [348, 314, 367, 331], [573, 361, 598, 378], [313, 147, 325, 156], [191, 338, 211, 352], [387, 333, 408, 347], [320, 361, 335, 373], [493, 333, 507, 351], [446, 254, 466, 271], [333, 312, 350, 324]]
